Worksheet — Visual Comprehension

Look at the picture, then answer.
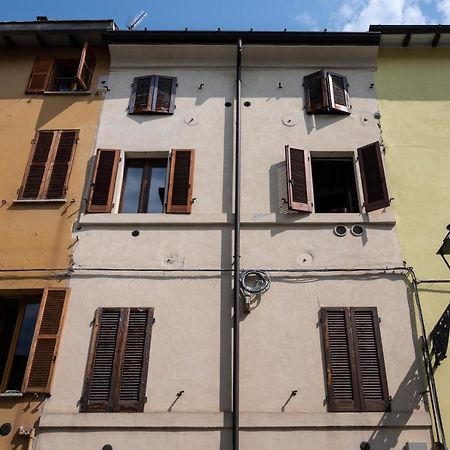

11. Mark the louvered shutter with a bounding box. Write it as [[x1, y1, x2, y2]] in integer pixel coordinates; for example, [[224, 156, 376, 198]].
[[328, 72, 350, 114], [128, 76, 154, 114], [22, 288, 69, 393], [153, 76, 177, 114], [20, 131, 55, 199], [357, 142, 390, 213], [351, 307, 389, 412], [76, 42, 96, 90], [321, 308, 361, 412], [166, 149, 195, 213], [87, 149, 120, 213], [46, 130, 78, 199], [117, 308, 153, 412], [304, 70, 328, 114], [285, 146, 313, 212], [26, 57, 54, 94]]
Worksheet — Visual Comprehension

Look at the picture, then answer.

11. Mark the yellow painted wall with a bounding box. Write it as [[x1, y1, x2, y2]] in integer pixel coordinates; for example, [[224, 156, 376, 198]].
[[375, 48, 450, 439], [0, 46, 109, 449]]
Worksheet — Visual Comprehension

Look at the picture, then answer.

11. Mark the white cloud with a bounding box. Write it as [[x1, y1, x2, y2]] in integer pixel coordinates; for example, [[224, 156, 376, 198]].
[[338, 0, 428, 31], [294, 12, 318, 28], [436, 0, 450, 21]]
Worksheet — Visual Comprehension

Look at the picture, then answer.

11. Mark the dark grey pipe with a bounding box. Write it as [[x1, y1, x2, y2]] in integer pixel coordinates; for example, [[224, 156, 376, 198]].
[[233, 38, 242, 450]]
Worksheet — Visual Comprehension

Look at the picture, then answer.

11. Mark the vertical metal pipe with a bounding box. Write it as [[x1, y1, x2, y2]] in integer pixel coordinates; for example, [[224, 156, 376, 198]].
[[233, 38, 242, 450]]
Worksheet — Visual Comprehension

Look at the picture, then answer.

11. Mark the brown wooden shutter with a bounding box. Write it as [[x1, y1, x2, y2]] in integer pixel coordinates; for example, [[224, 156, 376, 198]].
[[46, 130, 78, 199], [153, 76, 177, 114], [357, 142, 390, 213], [328, 72, 350, 114], [22, 288, 69, 393], [304, 70, 328, 114], [285, 146, 313, 212], [87, 149, 120, 213], [166, 149, 195, 214], [117, 308, 154, 412], [20, 131, 55, 199], [351, 307, 389, 412], [321, 308, 361, 412], [26, 57, 54, 94], [76, 42, 96, 90], [128, 76, 155, 114]]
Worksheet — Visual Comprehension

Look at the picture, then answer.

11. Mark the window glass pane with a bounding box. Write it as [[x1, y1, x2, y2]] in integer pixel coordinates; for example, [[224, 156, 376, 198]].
[[0, 300, 21, 385], [147, 166, 166, 213], [7, 301, 40, 391], [121, 166, 143, 213]]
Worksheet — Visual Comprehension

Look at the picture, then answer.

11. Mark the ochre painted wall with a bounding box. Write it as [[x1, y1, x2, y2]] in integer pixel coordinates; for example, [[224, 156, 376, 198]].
[[375, 47, 450, 438], [0, 46, 109, 450]]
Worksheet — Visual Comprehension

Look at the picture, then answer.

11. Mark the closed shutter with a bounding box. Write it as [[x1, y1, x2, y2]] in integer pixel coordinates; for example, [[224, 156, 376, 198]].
[[76, 42, 96, 90], [166, 149, 195, 214], [321, 308, 360, 412], [304, 70, 328, 114], [129, 76, 155, 114], [153, 76, 177, 114], [26, 57, 54, 94], [22, 288, 69, 393], [87, 149, 121, 213], [285, 146, 313, 212], [351, 307, 389, 412], [328, 72, 350, 114], [46, 131, 78, 199], [357, 142, 390, 213]]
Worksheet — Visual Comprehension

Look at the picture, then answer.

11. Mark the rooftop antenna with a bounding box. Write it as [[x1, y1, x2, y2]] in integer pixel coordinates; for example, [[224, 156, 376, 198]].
[[127, 10, 148, 30]]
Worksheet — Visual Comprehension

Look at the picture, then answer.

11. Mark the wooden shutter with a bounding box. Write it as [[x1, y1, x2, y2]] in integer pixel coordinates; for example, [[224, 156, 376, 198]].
[[351, 307, 389, 412], [46, 130, 78, 199], [81, 308, 153, 413], [128, 76, 155, 114], [76, 42, 96, 90], [285, 146, 313, 212], [328, 72, 350, 114], [22, 288, 69, 393], [26, 57, 54, 94], [153, 76, 177, 114], [87, 149, 120, 213], [304, 70, 328, 114], [321, 308, 361, 412], [166, 149, 195, 214], [357, 142, 390, 213]]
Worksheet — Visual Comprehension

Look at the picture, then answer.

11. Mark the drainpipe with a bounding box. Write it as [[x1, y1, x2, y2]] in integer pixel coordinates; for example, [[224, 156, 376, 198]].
[[233, 37, 242, 450]]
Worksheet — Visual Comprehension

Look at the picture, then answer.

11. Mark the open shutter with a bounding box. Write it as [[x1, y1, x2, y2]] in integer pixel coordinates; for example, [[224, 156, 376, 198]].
[[285, 146, 313, 212], [357, 142, 390, 213], [76, 42, 96, 90], [321, 308, 361, 412], [45, 130, 78, 199], [26, 57, 54, 94], [22, 288, 69, 393], [304, 70, 328, 114], [351, 307, 389, 412], [87, 149, 120, 213], [153, 76, 177, 114], [19, 131, 55, 199], [117, 308, 153, 412], [128, 76, 155, 114], [328, 72, 350, 114], [80, 308, 122, 412], [166, 149, 195, 214]]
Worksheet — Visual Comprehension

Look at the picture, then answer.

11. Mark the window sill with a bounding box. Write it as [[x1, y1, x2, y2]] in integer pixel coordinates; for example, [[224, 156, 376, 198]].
[[43, 91, 91, 96], [14, 199, 67, 204], [0, 392, 23, 398]]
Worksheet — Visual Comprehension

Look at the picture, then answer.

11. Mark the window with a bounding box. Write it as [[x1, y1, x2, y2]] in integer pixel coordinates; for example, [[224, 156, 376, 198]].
[[320, 307, 389, 412], [86, 149, 195, 214], [304, 70, 350, 115], [19, 130, 78, 200], [128, 75, 177, 115], [0, 289, 69, 394], [285, 142, 390, 213], [26, 42, 95, 94], [80, 307, 154, 412]]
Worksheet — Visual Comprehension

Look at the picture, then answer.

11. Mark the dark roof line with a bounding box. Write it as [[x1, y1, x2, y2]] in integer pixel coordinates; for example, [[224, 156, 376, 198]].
[[369, 24, 450, 34]]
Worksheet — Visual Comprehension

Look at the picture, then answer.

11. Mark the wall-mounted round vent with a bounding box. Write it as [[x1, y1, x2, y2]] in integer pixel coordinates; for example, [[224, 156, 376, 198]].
[[333, 225, 347, 237], [351, 224, 364, 237], [102, 445, 113, 450], [0, 423, 12, 436]]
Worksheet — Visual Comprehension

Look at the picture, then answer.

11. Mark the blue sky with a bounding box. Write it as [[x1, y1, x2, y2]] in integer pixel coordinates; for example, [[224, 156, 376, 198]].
[[1, 0, 449, 31]]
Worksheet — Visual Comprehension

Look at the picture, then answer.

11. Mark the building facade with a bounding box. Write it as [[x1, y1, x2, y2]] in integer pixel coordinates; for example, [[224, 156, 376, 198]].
[[34, 30, 433, 450], [0, 19, 114, 450]]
